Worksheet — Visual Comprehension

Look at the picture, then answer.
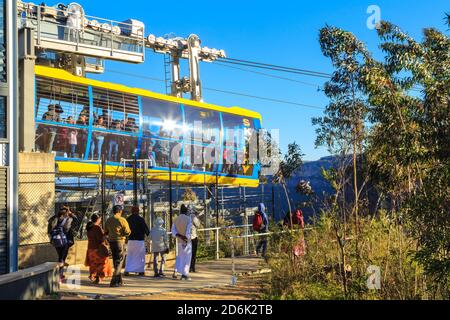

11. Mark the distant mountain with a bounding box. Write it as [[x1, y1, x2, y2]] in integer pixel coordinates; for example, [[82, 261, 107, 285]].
[[265, 156, 337, 221]]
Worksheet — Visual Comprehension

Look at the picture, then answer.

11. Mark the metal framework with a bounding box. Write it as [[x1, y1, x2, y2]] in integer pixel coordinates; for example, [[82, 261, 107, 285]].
[[17, 1, 226, 101]]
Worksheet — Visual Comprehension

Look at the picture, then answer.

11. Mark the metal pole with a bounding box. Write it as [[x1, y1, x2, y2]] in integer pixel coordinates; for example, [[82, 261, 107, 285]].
[[203, 169, 210, 245], [101, 155, 106, 228], [36, 4, 41, 46], [221, 186, 224, 219], [215, 228, 220, 260], [7, 0, 19, 273], [231, 237, 235, 276], [243, 186, 248, 255], [272, 185, 276, 221], [215, 170, 219, 227], [133, 155, 138, 206], [169, 163, 173, 229]]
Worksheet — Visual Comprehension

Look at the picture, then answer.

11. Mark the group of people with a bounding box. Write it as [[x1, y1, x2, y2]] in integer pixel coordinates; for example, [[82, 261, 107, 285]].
[[37, 103, 140, 160], [90, 116, 139, 161], [47, 203, 202, 287]]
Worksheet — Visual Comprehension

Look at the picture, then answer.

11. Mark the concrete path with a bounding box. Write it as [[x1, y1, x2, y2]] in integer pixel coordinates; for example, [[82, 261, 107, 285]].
[[58, 256, 265, 299]]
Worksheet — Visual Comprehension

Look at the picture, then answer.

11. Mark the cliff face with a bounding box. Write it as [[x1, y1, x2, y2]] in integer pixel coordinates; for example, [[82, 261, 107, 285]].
[[267, 155, 379, 221], [287, 156, 337, 194], [264, 156, 337, 221]]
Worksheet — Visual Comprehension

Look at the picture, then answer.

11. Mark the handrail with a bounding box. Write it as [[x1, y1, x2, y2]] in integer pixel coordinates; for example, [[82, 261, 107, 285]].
[[229, 227, 314, 276]]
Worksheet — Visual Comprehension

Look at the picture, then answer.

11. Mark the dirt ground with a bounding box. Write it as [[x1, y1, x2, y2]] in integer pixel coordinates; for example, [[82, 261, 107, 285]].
[[55, 273, 268, 300], [123, 274, 268, 300]]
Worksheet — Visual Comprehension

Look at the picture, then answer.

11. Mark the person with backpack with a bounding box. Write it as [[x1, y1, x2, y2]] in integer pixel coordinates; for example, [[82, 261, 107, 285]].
[[283, 208, 305, 229], [48, 207, 74, 282], [253, 203, 269, 259]]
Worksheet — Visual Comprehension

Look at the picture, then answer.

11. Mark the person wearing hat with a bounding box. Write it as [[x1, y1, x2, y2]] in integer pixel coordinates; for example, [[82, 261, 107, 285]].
[[149, 217, 169, 277], [42, 104, 63, 153], [124, 206, 150, 276]]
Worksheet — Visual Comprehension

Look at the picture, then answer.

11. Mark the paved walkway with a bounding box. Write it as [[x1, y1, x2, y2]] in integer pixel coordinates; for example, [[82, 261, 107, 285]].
[[58, 256, 265, 299]]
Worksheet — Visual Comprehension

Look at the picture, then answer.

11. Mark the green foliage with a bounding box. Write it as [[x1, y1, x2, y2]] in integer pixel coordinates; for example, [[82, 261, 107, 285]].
[[305, 15, 450, 299], [181, 188, 198, 202], [274, 142, 304, 182], [264, 212, 429, 300]]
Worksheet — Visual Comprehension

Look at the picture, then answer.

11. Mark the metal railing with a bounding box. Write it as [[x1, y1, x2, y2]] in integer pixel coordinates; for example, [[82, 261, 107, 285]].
[[170, 224, 252, 260], [19, 2, 145, 63], [229, 227, 314, 276]]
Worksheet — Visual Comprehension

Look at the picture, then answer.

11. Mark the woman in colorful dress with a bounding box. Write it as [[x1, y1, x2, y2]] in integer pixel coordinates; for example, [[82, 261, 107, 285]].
[[85, 214, 113, 284]]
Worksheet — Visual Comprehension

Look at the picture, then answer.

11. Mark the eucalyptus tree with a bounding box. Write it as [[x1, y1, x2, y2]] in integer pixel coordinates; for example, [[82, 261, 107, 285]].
[[273, 142, 303, 228], [361, 20, 450, 298], [314, 26, 371, 264]]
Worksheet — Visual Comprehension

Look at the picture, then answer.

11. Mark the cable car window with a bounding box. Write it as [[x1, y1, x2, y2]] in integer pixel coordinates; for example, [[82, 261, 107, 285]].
[[92, 87, 139, 132], [222, 113, 253, 150], [141, 97, 182, 140], [95, 132, 138, 162], [184, 107, 221, 145], [139, 137, 156, 166], [182, 144, 219, 172], [35, 77, 90, 158], [36, 77, 90, 125], [35, 124, 88, 159], [152, 139, 182, 168]]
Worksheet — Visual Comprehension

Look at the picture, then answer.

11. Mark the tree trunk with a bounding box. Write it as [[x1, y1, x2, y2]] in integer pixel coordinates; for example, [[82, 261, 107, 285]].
[[353, 139, 360, 271], [281, 178, 293, 229]]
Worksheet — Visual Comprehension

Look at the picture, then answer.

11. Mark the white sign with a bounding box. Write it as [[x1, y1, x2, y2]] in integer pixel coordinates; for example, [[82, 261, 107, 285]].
[[114, 192, 125, 206], [367, 265, 381, 290]]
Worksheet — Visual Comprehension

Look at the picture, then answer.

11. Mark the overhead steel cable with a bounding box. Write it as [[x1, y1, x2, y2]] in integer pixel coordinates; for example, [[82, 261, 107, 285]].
[[202, 87, 324, 110], [216, 59, 332, 79], [106, 69, 325, 110], [219, 57, 424, 92], [211, 61, 323, 89], [220, 57, 332, 76]]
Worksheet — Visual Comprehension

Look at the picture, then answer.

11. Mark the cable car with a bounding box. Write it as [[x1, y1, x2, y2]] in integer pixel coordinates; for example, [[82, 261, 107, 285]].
[[34, 66, 262, 187]]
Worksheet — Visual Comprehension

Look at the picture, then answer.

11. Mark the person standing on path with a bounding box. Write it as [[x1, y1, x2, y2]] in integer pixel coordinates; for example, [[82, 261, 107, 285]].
[[85, 213, 113, 284], [150, 217, 169, 277], [105, 205, 131, 287], [171, 204, 193, 281], [47, 207, 74, 282], [125, 206, 150, 276], [189, 204, 201, 273], [254, 203, 269, 260]]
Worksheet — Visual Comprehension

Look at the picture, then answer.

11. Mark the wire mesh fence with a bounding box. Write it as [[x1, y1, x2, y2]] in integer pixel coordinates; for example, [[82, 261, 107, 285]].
[[17, 162, 279, 257]]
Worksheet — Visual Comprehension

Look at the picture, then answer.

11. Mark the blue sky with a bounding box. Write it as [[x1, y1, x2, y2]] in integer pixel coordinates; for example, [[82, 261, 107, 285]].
[[82, 0, 449, 161]]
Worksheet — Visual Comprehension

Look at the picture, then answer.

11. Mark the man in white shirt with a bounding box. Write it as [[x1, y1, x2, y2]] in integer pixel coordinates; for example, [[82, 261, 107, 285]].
[[171, 204, 193, 280]]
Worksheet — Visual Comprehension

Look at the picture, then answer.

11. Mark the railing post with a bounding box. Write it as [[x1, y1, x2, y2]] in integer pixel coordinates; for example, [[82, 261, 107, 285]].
[[231, 237, 235, 276], [110, 20, 114, 54], [215, 228, 220, 260], [243, 186, 249, 255], [101, 155, 106, 228]]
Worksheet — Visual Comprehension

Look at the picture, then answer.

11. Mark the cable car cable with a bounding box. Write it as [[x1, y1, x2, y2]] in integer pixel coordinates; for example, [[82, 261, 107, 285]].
[[106, 69, 325, 110], [211, 62, 323, 88], [218, 57, 332, 77]]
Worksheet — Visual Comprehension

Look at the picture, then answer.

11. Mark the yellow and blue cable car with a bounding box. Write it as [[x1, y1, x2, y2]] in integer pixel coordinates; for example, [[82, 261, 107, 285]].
[[34, 66, 262, 187]]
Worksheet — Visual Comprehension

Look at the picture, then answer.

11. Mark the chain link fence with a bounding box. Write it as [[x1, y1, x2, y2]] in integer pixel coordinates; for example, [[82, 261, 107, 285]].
[[17, 163, 279, 257]]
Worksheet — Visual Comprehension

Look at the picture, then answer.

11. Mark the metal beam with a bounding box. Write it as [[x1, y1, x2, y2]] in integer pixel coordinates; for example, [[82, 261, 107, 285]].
[[18, 27, 36, 152], [7, 0, 19, 273]]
